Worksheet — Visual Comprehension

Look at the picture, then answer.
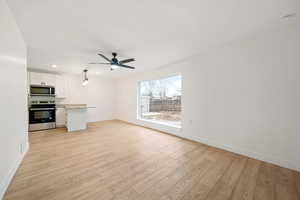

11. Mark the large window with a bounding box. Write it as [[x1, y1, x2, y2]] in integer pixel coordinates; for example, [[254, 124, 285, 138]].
[[138, 75, 182, 127]]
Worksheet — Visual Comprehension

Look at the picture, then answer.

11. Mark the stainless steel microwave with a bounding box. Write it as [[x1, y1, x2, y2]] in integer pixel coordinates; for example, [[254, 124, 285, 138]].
[[30, 85, 55, 96]]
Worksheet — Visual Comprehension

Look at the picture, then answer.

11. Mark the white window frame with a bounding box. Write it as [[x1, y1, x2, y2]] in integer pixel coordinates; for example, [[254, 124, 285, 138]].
[[137, 74, 182, 129]]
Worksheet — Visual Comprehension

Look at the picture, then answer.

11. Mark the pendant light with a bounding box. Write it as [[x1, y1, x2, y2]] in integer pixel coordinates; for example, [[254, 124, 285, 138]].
[[82, 69, 88, 86]]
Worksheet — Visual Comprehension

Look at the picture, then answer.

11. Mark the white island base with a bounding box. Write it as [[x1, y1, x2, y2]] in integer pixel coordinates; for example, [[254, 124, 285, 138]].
[[65, 105, 88, 132]]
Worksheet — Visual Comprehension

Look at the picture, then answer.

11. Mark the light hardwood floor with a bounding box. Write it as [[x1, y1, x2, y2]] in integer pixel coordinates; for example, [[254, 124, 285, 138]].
[[4, 120, 300, 200]]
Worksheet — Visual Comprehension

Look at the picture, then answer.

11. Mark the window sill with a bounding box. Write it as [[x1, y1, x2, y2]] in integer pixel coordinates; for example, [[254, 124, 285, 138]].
[[137, 118, 182, 130]]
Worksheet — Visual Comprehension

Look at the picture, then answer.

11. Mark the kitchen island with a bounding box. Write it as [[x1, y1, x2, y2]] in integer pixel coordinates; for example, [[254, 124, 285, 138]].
[[63, 104, 88, 132]]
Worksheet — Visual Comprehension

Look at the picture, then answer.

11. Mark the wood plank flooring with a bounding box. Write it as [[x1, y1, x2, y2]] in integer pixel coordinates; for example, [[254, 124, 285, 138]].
[[4, 120, 300, 200]]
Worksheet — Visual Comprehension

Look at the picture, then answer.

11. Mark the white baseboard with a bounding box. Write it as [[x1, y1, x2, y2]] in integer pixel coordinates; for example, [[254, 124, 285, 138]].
[[120, 119, 300, 172], [0, 142, 29, 200], [184, 134, 300, 172]]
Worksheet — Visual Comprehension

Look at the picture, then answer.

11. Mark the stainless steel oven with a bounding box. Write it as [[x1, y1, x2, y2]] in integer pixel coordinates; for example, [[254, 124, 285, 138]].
[[29, 97, 56, 131], [30, 85, 55, 96]]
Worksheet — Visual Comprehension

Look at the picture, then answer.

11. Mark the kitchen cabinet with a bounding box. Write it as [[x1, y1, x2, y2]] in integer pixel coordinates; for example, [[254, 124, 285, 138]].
[[29, 72, 56, 86], [55, 75, 67, 98], [56, 107, 66, 127]]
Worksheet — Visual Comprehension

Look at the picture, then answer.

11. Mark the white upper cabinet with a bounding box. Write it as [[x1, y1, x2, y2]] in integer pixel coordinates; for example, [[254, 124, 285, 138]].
[[55, 75, 67, 98], [29, 72, 56, 86], [43, 74, 56, 87]]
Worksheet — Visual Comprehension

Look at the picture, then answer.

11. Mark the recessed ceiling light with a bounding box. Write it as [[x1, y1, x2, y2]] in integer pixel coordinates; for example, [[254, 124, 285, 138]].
[[51, 64, 57, 68], [282, 13, 296, 19]]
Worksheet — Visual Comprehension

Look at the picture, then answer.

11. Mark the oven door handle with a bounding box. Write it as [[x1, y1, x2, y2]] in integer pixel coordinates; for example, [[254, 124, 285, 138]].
[[29, 108, 56, 111], [30, 94, 56, 96]]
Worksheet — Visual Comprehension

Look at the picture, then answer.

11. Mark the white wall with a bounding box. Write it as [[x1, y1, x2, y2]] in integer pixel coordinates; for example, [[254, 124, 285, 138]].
[[58, 74, 115, 122], [0, 0, 28, 198], [115, 23, 300, 171]]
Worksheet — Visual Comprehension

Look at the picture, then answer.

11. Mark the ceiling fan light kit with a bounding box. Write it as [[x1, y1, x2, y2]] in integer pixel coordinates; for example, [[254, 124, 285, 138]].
[[111, 64, 119, 70]]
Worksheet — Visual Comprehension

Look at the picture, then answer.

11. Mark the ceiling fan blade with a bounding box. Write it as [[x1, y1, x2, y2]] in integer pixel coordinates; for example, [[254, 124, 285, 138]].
[[97, 53, 112, 63], [117, 64, 135, 69], [119, 58, 135, 64], [88, 62, 111, 65]]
